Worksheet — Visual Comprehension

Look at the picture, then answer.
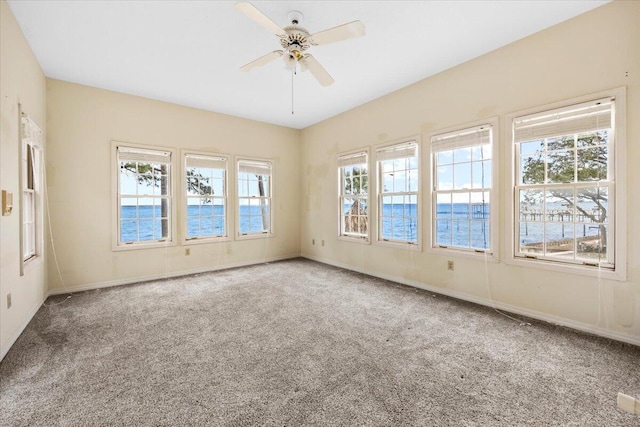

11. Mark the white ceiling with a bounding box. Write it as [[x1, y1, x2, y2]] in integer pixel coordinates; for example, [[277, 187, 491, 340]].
[[8, 1, 607, 129]]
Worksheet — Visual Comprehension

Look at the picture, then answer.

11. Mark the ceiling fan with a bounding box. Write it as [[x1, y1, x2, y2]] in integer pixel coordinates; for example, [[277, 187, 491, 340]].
[[235, 2, 365, 86]]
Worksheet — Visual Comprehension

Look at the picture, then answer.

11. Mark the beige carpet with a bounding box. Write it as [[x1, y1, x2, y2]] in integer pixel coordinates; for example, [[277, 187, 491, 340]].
[[1, 258, 638, 426]]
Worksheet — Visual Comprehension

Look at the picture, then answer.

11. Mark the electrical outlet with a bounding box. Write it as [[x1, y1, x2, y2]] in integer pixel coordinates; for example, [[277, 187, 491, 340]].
[[312, 239, 315, 245], [321, 240, 325, 247], [7, 293, 11, 309], [185, 248, 191, 256], [447, 260, 454, 271]]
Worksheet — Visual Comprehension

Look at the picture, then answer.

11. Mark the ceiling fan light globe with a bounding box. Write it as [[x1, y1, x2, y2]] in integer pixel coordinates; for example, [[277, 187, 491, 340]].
[[282, 54, 297, 72]]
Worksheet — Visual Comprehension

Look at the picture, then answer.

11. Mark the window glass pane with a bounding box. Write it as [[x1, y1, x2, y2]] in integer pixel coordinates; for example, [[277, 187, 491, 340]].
[[576, 224, 608, 262], [393, 171, 406, 192], [435, 219, 451, 246], [120, 220, 137, 242], [471, 191, 490, 219], [452, 196, 470, 220], [472, 144, 492, 161], [211, 177, 224, 196], [547, 149, 575, 183], [138, 219, 154, 241], [544, 223, 574, 259], [544, 188, 574, 222], [519, 221, 543, 255], [519, 189, 543, 222], [577, 130, 608, 148], [577, 147, 607, 182], [453, 163, 471, 189], [576, 187, 608, 223], [120, 167, 138, 195], [451, 220, 469, 247], [382, 172, 393, 193], [471, 221, 490, 250], [138, 198, 153, 218], [472, 160, 491, 189], [187, 217, 199, 238], [520, 141, 545, 184], [436, 193, 451, 218], [407, 169, 418, 192], [437, 165, 453, 191], [121, 203, 137, 219], [453, 147, 471, 163], [437, 150, 453, 165]]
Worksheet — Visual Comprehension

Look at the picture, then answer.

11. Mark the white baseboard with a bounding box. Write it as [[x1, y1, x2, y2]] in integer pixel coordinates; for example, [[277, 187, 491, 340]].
[[302, 254, 640, 347], [1, 297, 44, 361], [47, 254, 300, 296]]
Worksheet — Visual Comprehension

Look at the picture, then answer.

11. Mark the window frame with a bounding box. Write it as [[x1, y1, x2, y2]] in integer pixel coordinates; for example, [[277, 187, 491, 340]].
[[426, 117, 499, 261], [111, 141, 178, 251], [374, 137, 421, 251], [337, 148, 371, 243], [20, 114, 44, 273], [505, 88, 626, 281], [182, 150, 231, 245], [235, 156, 274, 240]]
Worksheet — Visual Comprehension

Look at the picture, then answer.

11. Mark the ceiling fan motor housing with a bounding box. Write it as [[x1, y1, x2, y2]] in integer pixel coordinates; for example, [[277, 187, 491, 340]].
[[280, 26, 311, 55]]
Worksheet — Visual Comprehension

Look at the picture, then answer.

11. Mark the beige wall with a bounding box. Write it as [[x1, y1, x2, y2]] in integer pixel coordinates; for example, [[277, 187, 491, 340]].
[[0, 1, 48, 356], [300, 1, 640, 343], [45, 79, 300, 291]]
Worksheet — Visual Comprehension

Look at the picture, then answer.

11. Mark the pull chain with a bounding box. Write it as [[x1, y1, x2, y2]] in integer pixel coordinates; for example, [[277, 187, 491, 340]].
[[291, 70, 295, 115]]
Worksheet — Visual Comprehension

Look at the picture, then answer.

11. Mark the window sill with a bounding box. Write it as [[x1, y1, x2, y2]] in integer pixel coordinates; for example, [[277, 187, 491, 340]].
[[374, 239, 421, 252], [112, 240, 177, 252], [505, 255, 625, 281], [337, 235, 370, 244], [235, 232, 273, 241], [426, 245, 498, 262], [183, 236, 231, 245]]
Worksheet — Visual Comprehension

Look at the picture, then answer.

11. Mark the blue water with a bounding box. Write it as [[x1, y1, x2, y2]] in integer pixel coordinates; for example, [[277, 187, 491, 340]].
[[342, 202, 491, 249], [120, 205, 267, 242], [121, 203, 502, 249]]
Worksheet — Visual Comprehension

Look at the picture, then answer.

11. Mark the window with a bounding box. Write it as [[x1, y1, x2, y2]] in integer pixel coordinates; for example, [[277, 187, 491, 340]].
[[237, 158, 272, 237], [431, 122, 495, 254], [23, 142, 36, 261], [338, 151, 369, 241], [184, 153, 228, 242], [514, 97, 617, 269], [376, 141, 419, 246], [21, 115, 42, 265], [115, 144, 174, 248]]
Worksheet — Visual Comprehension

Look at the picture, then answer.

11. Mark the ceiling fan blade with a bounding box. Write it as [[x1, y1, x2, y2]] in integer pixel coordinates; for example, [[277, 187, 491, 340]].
[[300, 54, 334, 87], [240, 50, 283, 72], [235, 2, 286, 37], [310, 21, 365, 46]]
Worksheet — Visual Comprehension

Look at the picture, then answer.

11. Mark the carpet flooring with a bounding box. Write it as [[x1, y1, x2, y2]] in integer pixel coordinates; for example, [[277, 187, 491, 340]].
[[1, 258, 639, 426]]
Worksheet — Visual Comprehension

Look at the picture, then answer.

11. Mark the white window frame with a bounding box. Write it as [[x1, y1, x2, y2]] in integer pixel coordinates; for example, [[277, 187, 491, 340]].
[[111, 141, 177, 251], [20, 114, 44, 273], [505, 87, 626, 281], [235, 157, 273, 240], [182, 151, 230, 245], [426, 118, 499, 261], [375, 137, 421, 251], [337, 148, 370, 243]]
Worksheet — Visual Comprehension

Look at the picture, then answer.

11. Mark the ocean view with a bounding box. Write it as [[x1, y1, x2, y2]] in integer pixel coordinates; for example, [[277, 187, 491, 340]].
[[121, 203, 601, 248], [120, 205, 268, 242]]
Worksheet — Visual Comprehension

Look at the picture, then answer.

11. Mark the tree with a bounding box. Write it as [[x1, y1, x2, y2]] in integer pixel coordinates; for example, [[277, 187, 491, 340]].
[[343, 167, 368, 234], [520, 132, 608, 249], [122, 163, 212, 238]]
